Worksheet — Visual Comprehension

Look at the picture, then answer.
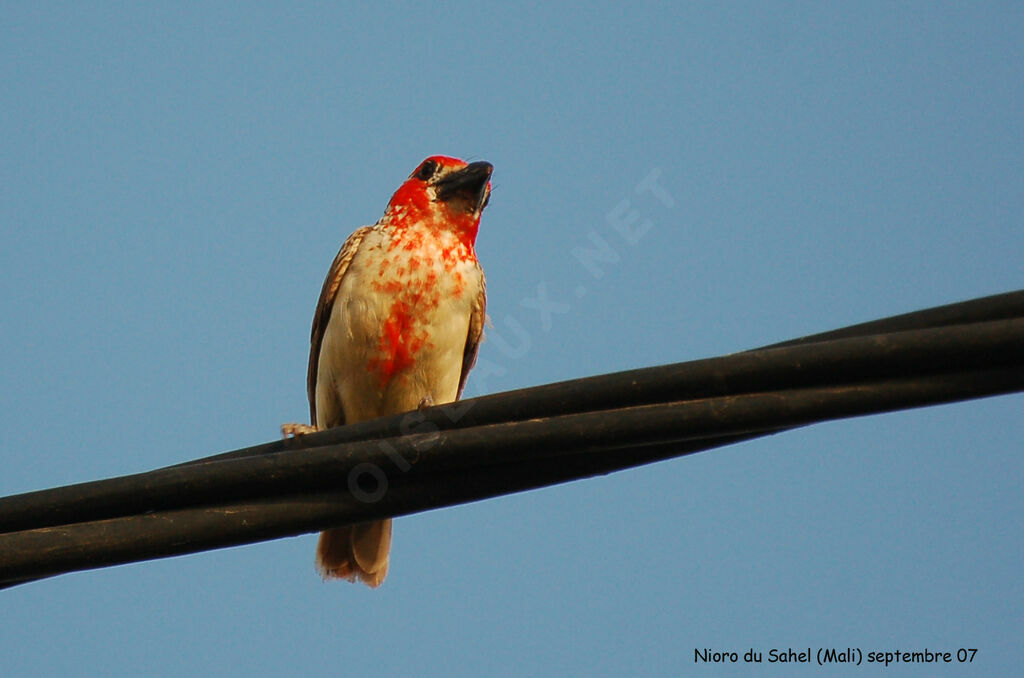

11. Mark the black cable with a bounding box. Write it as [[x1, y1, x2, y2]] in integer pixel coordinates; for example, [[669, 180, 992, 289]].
[[0, 291, 1021, 588]]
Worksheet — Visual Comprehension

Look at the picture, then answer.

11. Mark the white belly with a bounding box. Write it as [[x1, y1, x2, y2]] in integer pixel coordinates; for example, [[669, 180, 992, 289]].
[[315, 226, 482, 426]]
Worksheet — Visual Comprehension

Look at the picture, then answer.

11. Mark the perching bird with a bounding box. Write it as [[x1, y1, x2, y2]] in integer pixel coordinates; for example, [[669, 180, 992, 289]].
[[282, 156, 492, 587]]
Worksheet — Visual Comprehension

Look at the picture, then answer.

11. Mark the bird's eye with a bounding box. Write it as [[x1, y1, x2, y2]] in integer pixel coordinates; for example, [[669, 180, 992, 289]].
[[416, 160, 438, 181]]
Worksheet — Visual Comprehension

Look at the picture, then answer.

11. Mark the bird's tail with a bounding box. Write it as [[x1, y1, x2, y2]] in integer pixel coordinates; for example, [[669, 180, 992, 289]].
[[315, 519, 392, 588]]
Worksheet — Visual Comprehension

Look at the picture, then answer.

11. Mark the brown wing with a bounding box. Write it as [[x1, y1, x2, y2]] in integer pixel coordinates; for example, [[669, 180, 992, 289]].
[[456, 267, 487, 399], [306, 226, 373, 425]]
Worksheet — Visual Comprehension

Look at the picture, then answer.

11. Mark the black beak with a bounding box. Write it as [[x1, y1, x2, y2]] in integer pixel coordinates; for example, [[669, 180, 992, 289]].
[[435, 161, 493, 213]]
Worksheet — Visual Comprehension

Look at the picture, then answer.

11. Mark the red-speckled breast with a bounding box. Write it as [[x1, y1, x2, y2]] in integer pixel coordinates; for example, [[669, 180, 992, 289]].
[[316, 222, 483, 424]]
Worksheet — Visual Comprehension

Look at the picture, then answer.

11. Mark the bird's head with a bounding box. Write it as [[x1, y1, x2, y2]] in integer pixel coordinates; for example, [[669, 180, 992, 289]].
[[383, 156, 493, 242]]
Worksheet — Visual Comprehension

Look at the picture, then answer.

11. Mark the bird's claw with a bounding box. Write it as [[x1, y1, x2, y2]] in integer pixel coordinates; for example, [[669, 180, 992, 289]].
[[281, 422, 318, 439]]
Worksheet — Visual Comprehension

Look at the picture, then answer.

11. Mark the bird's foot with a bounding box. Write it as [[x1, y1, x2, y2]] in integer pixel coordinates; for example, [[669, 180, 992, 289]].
[[281, 422, 318, 439], [417, 395, 435, 412]]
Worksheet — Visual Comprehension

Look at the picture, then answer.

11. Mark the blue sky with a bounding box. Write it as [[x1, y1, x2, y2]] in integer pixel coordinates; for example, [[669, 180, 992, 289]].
[[2, 3, 1022, 676]]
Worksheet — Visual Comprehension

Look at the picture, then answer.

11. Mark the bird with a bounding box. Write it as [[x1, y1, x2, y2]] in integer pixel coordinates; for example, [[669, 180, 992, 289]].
[[282, 156, 492, 587]]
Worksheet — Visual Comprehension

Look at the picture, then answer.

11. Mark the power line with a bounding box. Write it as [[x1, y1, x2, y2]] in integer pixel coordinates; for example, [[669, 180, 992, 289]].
[[1, 291, 1022, 588]]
